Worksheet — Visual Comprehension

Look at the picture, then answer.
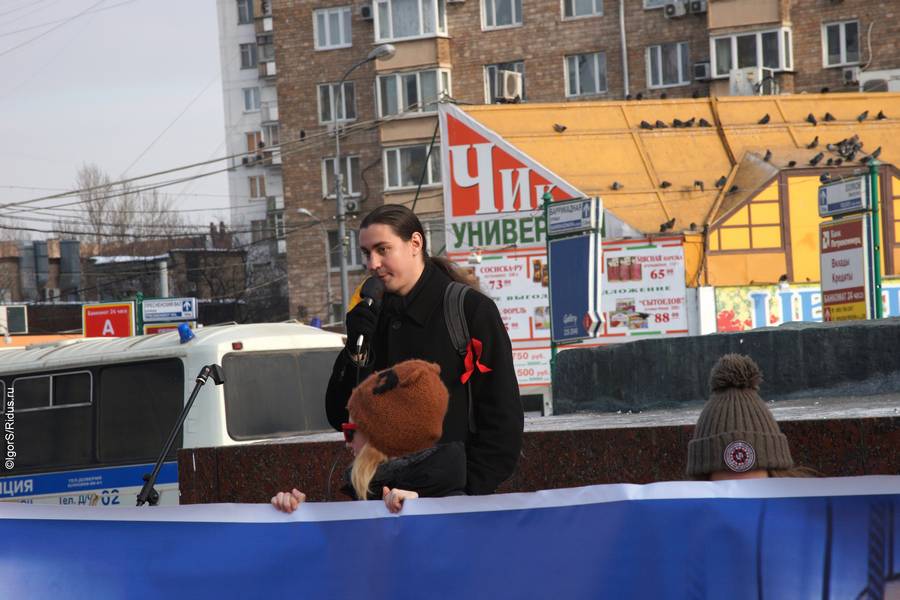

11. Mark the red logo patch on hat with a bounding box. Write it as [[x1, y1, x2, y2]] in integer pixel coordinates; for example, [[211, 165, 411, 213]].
[[724, 440, 756, 473]]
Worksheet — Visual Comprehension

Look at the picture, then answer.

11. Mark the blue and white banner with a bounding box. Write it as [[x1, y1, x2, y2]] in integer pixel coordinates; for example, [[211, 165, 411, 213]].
[[0, 477, 898, 599]]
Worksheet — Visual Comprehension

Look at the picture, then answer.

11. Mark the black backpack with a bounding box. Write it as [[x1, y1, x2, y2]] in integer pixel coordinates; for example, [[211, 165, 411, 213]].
[[443, 281, 477, 434]]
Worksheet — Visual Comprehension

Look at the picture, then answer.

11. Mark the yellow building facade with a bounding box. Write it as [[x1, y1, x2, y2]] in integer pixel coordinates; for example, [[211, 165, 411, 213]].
[[461, 93, 900, 288]]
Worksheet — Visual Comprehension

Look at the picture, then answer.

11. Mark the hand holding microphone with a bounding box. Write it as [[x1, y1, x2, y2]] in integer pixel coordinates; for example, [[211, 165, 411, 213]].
[[346, 277, 385, 364]]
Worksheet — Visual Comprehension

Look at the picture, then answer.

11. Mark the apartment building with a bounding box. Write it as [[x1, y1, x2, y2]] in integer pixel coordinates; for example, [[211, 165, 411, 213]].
[[216, 0, 289, 319], [269, 0, 900, 322]]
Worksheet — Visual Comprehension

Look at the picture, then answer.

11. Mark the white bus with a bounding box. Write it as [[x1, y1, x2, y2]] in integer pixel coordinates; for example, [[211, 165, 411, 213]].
[[0, 323, 344, 507]]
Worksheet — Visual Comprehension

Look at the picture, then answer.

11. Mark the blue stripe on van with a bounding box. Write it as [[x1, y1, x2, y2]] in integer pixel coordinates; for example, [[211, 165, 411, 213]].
[[0, 462, 178, 498]]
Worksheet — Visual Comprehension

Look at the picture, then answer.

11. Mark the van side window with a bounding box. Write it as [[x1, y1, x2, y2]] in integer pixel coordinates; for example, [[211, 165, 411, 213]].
[[12, 376, 50, 410], [9, 371, 93, 471], [222, 349, 339, 440], [99, 359, 184, 463]]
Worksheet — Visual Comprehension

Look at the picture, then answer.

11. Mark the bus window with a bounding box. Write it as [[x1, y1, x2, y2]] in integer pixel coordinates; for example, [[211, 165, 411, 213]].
[[10, 372, 92, 472], [99, 359, 184, 463], [12, 375, 51, 411], [222, 349, 338, 440], [53, 372, 91, 407]]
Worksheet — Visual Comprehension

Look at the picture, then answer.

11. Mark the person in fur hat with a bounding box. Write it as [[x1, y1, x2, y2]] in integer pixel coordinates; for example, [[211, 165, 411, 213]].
[[272, 359, 466, 513], [687, 354, 813, 480]]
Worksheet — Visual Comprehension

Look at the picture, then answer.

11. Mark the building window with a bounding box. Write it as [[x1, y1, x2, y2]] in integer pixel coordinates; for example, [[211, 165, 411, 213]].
[[483, 0, 522, 28], [563, 0, 602, 19], [384, 145, 441, 190], [246, 131, 263, 152], [271, 211, 285, 240], [258, 34, 275, 61], [240, 43, 257, 69], [242, 87, 260, 112], [647, 42, 690, 88], [328, 230, 364, 270], [643, 0, 665, 7], [377, 69, 450, 117], [484, 61, 525, 103], [823, 21, 859, 67], [264, 124, 280, 147], [237, 0, 253, 24], [322, 156, 361, 198], [711, 28, 792, 77], [317, 82, 357, 123], [314, 6, 352, 50], [565, 52, 607, 97], [249, 175, 266, 199], [375, 0, 446, 42]]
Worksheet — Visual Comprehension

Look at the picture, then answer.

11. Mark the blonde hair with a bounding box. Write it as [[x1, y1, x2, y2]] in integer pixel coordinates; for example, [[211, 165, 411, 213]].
[[350, 443, 389, 500]]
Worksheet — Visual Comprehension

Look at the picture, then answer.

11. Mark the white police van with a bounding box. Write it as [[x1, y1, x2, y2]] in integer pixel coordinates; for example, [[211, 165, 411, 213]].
[[0, 323, 343, 506]]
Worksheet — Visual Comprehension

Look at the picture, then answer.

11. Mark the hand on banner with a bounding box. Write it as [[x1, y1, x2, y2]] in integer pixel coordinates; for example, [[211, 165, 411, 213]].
[[271, 488, 306, 513], [383, 487, 418, 513]]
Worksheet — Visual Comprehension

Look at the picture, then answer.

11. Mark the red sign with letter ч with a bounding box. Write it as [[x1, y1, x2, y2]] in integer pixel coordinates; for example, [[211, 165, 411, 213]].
[[82, 302, 135, 338]]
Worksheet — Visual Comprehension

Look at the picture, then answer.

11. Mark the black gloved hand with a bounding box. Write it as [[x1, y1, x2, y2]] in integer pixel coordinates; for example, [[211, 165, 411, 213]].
[[345, 301, 378, 355]]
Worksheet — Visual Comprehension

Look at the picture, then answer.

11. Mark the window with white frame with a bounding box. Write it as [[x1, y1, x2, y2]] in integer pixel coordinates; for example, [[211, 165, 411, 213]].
[[565, 52, 607, 97], [240, 43, 257, 69], [384, 145, 441, 190], [271, 211, 285, 240], [711, 28, 792, 77], [485, 61, 525, 103], [643, 0, 665, 7], [377, 69, 450, 117], [328, 229, 364, 269], [248, 175, 266, 199], [563, 0, 602, 19], [823, 21, 859, 67], [322, 156, 362, 198], [237, 0, 253, 24], [375, 0, 446, 41], [264, 124, 280, 147], [314, 7, 352, 50], [242, 87, 260, 111], [483, 0, 522, 28], [318, 82, 356, 123], [647, 42, 690, 88]]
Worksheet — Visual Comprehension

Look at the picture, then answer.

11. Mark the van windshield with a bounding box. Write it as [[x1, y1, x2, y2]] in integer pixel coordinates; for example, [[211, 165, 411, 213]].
[[222, 349, 339, 440]]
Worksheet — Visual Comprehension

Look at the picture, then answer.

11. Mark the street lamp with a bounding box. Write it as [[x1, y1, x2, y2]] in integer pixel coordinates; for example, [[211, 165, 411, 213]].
[[333, 43, 396, 317], [297, 208, 334, 323]]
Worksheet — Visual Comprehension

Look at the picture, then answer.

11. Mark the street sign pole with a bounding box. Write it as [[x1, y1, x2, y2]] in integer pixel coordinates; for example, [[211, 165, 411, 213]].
[[542, 192, 557, 390], [868, 161, 883, 318], [135, 292, 144, 335]]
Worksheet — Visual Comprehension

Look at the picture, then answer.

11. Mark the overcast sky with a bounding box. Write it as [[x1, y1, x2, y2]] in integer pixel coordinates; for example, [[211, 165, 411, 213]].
[[0, 0, 229, 238]]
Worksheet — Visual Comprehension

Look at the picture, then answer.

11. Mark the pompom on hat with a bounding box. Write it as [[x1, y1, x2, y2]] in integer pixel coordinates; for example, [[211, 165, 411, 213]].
[[347, 360, 449, 457], [687, 354, 794, 477]]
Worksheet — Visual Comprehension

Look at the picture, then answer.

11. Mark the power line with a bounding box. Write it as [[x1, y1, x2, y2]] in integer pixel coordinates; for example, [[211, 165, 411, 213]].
[[0, 0, 107, 59], [0, 0, 134, 37]]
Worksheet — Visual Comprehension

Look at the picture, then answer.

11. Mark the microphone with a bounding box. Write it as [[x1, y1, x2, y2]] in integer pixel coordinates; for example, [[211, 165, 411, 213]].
[[356, 277, 385, 356]]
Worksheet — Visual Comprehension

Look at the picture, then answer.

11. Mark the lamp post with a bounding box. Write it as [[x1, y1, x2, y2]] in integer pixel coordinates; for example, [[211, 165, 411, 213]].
[[333, 43, 396, 317], [297, 208, 334, 323]]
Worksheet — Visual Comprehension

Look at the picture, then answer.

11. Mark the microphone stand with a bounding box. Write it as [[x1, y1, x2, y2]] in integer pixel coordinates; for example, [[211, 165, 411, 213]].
[[136, 364, 226, 507]]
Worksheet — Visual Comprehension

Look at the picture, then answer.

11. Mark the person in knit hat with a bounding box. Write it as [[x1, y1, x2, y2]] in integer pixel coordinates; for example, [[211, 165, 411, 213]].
[[272, 359, 466, 513], [687, 354, 800, 481]]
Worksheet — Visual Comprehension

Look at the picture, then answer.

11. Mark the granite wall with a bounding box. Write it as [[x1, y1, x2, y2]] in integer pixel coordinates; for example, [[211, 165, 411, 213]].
[[178, 416, 898, 504], [554, 318, 900, 414]]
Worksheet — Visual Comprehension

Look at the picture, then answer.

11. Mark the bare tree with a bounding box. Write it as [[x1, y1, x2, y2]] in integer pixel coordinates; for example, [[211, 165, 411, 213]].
[[54, 163, 191, 252]]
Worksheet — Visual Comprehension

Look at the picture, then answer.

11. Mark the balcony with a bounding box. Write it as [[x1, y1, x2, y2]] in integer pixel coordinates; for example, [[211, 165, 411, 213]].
[[261, 101, 279, 123], [259, 60, 276, 79]]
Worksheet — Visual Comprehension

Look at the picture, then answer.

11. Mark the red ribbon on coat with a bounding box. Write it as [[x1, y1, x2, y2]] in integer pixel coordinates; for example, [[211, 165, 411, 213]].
[[461, 337, 492, 384]]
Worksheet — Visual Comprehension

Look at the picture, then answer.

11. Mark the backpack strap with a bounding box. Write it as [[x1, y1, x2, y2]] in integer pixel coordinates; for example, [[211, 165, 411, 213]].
[[444, 281, 470, 357], [443, 282, 477, 433]]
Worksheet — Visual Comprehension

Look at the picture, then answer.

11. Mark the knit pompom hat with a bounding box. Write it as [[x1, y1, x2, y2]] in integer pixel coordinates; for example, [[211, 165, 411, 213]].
[[347, 360, 449, 457], [686, 354, 794, 477]]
